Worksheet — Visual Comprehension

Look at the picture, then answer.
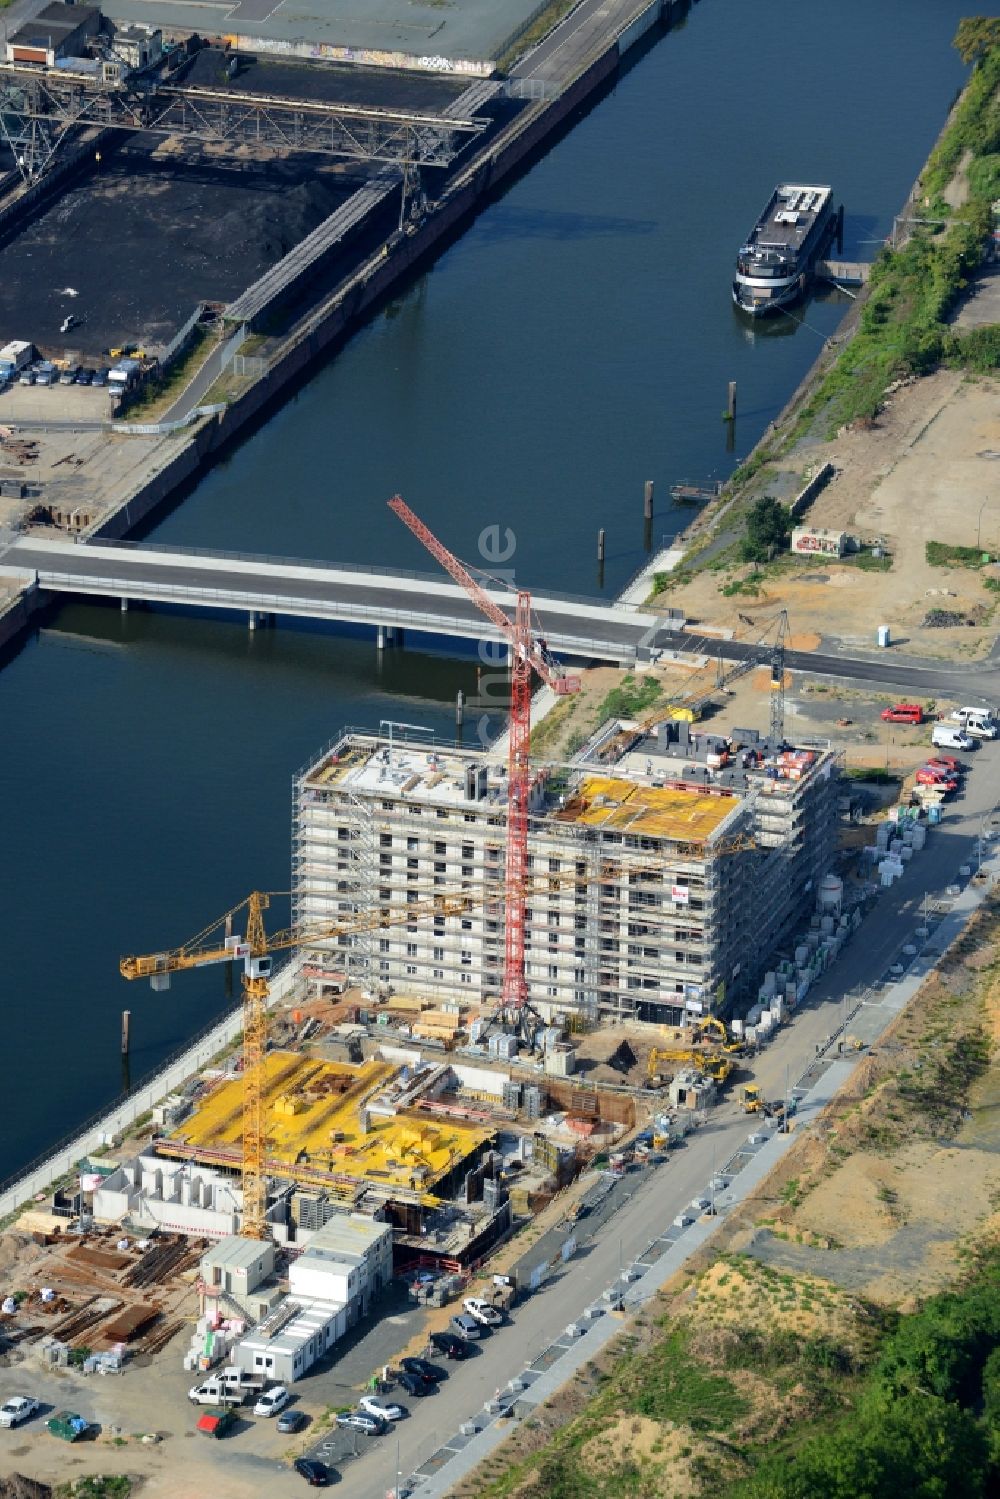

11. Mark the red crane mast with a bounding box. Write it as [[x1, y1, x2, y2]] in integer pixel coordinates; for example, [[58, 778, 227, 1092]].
[[388, 495, 580, 1016]]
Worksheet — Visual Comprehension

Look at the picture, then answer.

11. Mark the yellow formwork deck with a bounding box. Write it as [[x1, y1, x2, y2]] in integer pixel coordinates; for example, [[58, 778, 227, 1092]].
[[555, 776, 737, 842], [172, 1053, 492, 1194]]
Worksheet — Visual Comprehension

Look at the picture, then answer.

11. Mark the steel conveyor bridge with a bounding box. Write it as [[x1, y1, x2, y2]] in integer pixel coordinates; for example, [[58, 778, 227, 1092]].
[[0, 61, 488, 181]]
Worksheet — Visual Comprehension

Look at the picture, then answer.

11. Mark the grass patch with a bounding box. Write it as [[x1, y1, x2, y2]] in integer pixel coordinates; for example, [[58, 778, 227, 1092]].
[[593, 673, 663, 723], [926, 540, 992, 567], [620, 1327, 750, 1430], [845, 550, 893, 572], [55, 1479, 131, 1498], [531, 693, 581, 755], [721, 575, 763, 597]]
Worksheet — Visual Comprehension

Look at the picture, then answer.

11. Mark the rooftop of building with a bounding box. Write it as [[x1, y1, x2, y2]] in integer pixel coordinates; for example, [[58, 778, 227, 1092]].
[[553, 775, 740, 842], [297, 1212, 390, 1267], [101, 0, 544, 66], [200, 1235, 272, 1271], [241, 1294, 344, 1356], [10, 3, 100, 45], [305, 737, 506, 810], [166, 1053, 493, 1198]]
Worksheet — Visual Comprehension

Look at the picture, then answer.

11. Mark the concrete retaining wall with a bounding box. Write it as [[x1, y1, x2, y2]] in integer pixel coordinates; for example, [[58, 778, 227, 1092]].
[[0, 578, 44, 654], [790, 461, 837, 519]]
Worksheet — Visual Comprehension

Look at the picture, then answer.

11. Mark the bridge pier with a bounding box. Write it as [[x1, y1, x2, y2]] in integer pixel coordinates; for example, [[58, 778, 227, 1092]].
[[377, 625, 404, 651], [120, 597, 128, 612]]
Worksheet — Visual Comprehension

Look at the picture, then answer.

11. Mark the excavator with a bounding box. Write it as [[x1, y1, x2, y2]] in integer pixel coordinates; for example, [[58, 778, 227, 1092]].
[[691, 1016, 745, 1054], [648, 1046, 734, 1086]]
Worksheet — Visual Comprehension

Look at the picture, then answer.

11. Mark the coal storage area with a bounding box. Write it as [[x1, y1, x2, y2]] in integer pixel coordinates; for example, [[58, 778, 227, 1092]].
[[0, 140, 364, 361]]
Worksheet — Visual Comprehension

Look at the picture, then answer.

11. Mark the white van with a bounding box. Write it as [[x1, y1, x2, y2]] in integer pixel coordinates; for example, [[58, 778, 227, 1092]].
[[932, 724, 974, 751], [948, 707, 997, 740]]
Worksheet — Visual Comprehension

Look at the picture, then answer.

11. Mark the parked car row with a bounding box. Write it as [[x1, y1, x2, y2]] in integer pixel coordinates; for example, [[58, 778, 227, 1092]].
[[5, 361, 110, 388]]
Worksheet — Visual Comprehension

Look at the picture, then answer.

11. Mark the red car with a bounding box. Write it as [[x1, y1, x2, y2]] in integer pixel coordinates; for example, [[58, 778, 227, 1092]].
[[916, 766, 958, 791], [925, 756, 962, 776], [881, 703, 923, 724]]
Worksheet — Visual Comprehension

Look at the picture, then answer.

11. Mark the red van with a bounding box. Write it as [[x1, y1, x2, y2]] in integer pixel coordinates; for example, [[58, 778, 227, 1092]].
[[880, 703, 923, 724]]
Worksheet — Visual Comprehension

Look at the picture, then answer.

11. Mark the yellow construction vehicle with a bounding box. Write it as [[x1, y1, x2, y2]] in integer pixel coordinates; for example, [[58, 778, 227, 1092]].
[[691, 1016, 745, 1054], [742, 1084, 787, 1120], [648, 1047, 733, 1085]]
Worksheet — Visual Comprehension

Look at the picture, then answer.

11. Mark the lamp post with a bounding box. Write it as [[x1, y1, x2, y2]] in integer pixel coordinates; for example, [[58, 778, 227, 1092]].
[[976, 499, 990, 551]]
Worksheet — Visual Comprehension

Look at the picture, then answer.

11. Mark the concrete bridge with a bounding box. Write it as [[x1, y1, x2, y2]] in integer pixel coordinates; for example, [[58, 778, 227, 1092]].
[[0, 537, 670, 665]]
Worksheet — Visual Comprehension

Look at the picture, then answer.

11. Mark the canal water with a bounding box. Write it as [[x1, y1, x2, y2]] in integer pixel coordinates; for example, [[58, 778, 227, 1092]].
[[0, 0, 972, 1181]]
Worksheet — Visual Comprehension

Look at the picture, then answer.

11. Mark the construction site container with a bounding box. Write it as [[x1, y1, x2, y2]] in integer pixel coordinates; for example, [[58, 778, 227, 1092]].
[[197, 1407, 235, 1439], [47, 1412, 88, 1442]]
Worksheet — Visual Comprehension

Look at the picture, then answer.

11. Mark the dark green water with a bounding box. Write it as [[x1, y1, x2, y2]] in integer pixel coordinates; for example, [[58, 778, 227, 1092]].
[[0, 0, 971, 1180]]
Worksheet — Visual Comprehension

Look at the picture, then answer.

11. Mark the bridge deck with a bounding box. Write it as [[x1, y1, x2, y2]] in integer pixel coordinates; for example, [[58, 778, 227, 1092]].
[[2, 538, 660, 663]]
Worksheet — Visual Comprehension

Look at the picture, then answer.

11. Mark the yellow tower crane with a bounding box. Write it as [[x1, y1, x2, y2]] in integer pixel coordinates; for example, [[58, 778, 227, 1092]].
[[120, 888, 475, 1239]]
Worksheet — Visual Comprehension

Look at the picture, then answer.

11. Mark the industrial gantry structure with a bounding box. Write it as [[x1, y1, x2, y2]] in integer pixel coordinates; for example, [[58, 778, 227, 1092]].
[[0, 61, 488, 181]]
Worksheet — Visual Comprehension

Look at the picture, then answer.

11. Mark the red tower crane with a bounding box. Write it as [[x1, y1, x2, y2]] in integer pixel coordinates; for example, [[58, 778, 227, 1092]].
[[388, 495, 581, 1020]]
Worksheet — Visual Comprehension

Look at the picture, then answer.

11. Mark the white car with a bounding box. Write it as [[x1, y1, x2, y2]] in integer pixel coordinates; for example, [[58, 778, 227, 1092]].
[[463, 1297, 503, 1327], [254, 1385, 290, 1418], [0, 1395, 40, 1429], [358, 1394, 406, 1423]]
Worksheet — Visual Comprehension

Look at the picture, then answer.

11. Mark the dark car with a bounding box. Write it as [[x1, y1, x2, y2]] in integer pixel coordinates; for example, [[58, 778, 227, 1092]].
[[293, 1457, 329, 1486], [92, 369, 108, 386], [75, 368, 93, 384], [429, 1330, 471, 1360], [400, 1356, 446, 1384], [397, 1369, 431, 1397], [277, 1408, 307, 1434]]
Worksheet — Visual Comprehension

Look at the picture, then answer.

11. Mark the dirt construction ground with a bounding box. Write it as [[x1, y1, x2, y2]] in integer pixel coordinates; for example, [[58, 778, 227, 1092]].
[[669, 370, 1000, 661]]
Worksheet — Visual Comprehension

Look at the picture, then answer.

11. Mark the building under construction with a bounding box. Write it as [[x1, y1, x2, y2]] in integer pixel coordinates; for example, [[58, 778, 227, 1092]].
[[292, 727, 841, 1025]]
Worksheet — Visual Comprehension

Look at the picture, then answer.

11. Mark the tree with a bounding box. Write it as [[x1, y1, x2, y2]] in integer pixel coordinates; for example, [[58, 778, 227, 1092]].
[[741, 496, 792, 562], [953, 19, 1000, 65]]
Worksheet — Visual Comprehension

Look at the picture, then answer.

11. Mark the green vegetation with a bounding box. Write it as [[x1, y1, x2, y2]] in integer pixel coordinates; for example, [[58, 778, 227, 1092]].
[[846, 549, 893, 572], [921, 30, 1000, 203], [954, 17, 1000, 64], [55, 1479, 131, 1499], [741, 496, 793, 562], [530, 692, 581, 754], [721, 576, 763, 598], [778, 35, 1000, 437], [477, 1246, 1000, 1499], [927, 540, 992, 567], [735, 1247, 1000, 1498], [593, 674, 663, 723]]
